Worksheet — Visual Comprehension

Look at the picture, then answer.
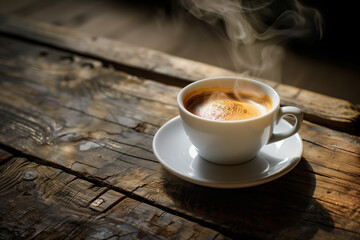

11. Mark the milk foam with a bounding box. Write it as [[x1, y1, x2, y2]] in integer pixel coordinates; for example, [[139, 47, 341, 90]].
[[195, 99, 266, 121]]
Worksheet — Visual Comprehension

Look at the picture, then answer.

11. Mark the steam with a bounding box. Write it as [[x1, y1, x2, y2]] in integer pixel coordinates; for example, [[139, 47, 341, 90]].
[[180, 0, 323, 81]]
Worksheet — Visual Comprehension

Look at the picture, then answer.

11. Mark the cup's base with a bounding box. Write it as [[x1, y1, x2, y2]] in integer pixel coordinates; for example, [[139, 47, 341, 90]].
[[198, 152, 257, 166]]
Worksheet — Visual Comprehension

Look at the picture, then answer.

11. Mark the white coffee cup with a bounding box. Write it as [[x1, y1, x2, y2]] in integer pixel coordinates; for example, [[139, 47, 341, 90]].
[[177, 77, 303, 165]]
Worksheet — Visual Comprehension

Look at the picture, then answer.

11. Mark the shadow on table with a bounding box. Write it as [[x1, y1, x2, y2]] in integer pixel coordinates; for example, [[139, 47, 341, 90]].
[[161, 159, 334, 239]]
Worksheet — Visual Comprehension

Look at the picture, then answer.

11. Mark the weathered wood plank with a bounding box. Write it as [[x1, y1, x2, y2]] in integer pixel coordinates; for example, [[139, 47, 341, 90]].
[[0, 157, 226, 239], [0, 14, 358, 134], [0, 35, 359, 239]]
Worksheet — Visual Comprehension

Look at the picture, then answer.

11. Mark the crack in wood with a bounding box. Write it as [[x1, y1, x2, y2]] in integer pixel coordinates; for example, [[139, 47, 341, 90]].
[[131, 183, 148, 195], [106, 138, 153, 154], [304, 158, 360, 180], [296, 165, 333, 180], [302, 138, 360, 156], [102, 145, 158, 165]]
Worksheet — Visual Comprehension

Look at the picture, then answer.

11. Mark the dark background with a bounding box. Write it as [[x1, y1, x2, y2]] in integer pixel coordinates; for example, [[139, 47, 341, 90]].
[[0, 0, 358, 103], [294, 1, 359, 69]]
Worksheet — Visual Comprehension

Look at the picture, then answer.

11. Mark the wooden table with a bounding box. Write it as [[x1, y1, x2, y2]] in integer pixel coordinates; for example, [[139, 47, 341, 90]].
[[0, 15, 359, 239]]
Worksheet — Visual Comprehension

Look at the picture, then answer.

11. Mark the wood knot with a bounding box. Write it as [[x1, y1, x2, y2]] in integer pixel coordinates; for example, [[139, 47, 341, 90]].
[[39, 51, 48, 57], [23, 170, 37, 181], [63, 75, 74, 82], [134, 123, 146, 133], [60, 55, 75, 63], [81, 62, 95, 69]]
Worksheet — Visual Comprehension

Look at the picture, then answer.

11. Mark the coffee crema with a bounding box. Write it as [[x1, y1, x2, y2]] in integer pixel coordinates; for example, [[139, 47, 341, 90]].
[[184, 87, 272, 121]]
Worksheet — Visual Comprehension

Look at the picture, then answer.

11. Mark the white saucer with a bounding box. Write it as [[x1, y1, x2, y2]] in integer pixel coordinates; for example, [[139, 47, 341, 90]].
[[153, 116, 303, 188]]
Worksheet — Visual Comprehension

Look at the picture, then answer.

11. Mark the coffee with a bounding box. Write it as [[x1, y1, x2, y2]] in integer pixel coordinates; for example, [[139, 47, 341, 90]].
[[184, 87, 272, 121]]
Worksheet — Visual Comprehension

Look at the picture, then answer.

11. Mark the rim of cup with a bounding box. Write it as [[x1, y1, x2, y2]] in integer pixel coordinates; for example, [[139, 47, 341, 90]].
[[177, 76, 280, 124]]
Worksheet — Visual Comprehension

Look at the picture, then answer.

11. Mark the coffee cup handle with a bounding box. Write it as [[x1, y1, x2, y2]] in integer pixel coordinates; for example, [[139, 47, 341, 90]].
[[267, 106, 303, 144]]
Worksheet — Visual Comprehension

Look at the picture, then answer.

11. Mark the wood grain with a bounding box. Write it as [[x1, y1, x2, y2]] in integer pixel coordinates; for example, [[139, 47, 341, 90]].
[[0, 157, 226, 239], [0, 14, 359, 134], [0, 35, 359, 239], [0, 148, 12, 164]]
